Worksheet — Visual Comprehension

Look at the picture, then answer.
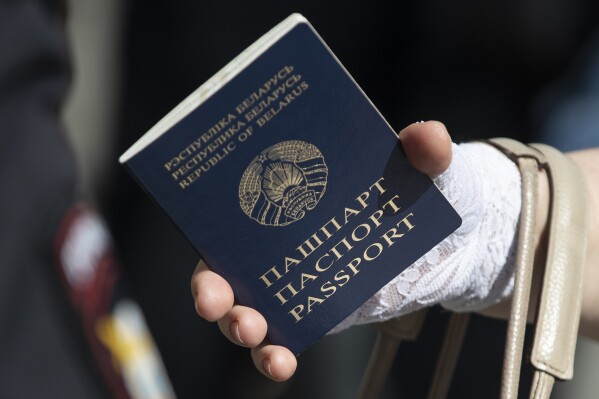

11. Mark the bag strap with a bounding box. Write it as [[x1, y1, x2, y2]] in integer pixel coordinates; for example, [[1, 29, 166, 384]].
[[527, 144, 587, 396], [357, 309, 428, 399], [486, 138, 545, 399], [427, 313, 470, 399], [357, 139, 588, 399], [486, 139, 588, 399]]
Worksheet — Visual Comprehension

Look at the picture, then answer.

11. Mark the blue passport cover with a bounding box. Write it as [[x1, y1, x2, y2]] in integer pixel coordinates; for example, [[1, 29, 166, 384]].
[[121, 17, 461, 355]]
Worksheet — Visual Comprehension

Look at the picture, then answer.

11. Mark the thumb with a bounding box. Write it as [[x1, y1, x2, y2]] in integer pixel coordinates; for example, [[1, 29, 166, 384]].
[[398, 121, 453, 178]]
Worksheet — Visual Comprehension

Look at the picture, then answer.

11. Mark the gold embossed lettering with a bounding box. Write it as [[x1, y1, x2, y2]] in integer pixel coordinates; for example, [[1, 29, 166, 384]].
[[296, 233, 324, 259], [259, 266, 283, 288], [300, 273, 318, 290], [382, 195, 402, 214], [334, 269, 351, 287], [289, 304, 304, 322], [368, 209, 384, 227], [344, 207, 360, 224], [363, 243, 384, 261], [351, 223, 371, 242], [330, 237, 353, 260], [346, 257, 361, 275], [274, 282, 299, 305], [315, 253, 334, 272], [320, 281, 337, 298], [381, 227, 404, 247], [356, 191, 370, 209], [284, 257, 301, 273], [307, 296, 324, 314], [398, 212, 416, 231], [369, 177, 387, 194], [319, 217, 342, 239]]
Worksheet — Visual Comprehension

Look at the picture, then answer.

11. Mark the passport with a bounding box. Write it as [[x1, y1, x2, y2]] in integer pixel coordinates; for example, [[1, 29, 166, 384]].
[[119, 14, 462, 355]]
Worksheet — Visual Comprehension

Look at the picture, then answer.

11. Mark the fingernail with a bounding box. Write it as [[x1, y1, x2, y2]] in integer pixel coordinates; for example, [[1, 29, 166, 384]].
[[230, 321, 245, 345], [262, 358, 272, 377]]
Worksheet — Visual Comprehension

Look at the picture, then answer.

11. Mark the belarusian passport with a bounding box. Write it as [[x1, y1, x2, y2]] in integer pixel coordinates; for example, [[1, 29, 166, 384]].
[[120, 14, 461, 355]]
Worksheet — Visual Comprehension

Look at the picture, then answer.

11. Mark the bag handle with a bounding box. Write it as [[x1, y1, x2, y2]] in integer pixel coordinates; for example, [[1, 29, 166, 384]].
[[486, 139, 588, 399], [357, 309, 428, 399], [527, 144, 587, 397], [487, 138, 544, 399], [357, 139, 588, 399]]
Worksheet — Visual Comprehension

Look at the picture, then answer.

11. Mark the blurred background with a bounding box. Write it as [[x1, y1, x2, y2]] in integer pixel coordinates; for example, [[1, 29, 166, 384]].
[[2, 0, 599, 397]]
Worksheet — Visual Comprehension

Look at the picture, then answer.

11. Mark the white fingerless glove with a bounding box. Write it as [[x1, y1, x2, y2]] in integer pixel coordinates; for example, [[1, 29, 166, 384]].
[[332, 142, 522, 332]]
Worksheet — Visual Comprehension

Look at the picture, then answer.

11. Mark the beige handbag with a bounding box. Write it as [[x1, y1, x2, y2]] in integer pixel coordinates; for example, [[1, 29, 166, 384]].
[[358, 139, 589, 399]]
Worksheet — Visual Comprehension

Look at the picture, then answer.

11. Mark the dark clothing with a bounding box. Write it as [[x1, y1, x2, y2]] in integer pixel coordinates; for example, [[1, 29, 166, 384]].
[[0, 1, 109, 397]]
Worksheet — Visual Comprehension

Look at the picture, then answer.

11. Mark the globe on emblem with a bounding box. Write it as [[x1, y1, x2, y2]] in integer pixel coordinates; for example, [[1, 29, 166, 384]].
[[238, 140, 328, 226]]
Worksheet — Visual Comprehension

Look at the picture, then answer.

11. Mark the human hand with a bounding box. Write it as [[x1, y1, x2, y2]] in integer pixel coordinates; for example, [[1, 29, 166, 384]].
[[190, 121, 456, 381]]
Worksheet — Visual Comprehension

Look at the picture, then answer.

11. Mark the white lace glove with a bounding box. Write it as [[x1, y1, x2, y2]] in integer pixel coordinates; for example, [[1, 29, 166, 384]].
[[332, 142, 522, 332]]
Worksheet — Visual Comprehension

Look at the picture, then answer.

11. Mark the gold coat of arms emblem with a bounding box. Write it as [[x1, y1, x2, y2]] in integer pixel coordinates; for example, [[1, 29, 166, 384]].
[[239, 140, 328, 226]]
